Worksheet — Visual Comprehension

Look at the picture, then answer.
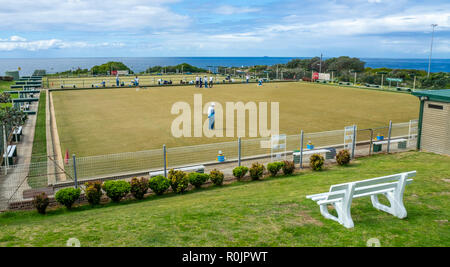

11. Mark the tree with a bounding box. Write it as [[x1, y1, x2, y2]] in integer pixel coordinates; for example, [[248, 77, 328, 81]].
[[90, 62, 133, 75]]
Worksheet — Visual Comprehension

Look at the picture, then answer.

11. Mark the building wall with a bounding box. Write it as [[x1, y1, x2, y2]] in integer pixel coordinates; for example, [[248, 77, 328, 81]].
[[421, 101, 450, 155]]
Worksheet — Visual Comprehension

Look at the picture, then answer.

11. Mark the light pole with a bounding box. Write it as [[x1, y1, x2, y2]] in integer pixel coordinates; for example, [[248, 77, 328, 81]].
[[427, 24, 438, 78], [377, 71, 387, 88], [319, 53, 323, 74]]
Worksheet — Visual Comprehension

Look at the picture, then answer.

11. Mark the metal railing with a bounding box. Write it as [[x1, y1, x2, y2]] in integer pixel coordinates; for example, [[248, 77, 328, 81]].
[[0, 120, 418, 211]]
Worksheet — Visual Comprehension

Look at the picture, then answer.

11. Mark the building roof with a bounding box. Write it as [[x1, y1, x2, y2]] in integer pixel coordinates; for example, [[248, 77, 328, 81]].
[[412, 89, 450, 103]]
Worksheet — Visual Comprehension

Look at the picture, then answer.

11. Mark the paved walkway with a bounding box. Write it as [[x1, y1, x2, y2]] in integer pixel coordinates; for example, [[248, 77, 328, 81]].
[[0, 97, 39, 210]]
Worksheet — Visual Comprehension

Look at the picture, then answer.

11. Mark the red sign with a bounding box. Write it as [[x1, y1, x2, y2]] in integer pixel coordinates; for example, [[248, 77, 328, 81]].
[[312, 72, 319, 80], [111, 70, 118, 76]]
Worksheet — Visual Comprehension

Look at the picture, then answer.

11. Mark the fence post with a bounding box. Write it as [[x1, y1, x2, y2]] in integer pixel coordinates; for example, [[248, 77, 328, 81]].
[[163, 144, 167, 178], [387, 121, 393, 154], [2, 125, 7, 175], [238, 137, 241, 167], [72, 154, 78, 189], [351, 125, 357, 159], [300, 130, 304, 169], [369, 129, 374, 156]]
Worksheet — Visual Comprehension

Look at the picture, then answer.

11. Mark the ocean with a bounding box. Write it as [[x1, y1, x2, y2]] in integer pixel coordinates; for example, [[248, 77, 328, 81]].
[[1, 57, 449, 76]]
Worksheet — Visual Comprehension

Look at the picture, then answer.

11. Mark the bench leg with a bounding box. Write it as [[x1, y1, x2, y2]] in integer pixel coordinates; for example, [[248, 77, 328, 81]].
[[371, 175, 408, 219], [335, 201, 354, 229], [319, 202, 354, 229], [319, 204, 340, 223], [371, 192, 407, 219], [317, 183, 355, 229]]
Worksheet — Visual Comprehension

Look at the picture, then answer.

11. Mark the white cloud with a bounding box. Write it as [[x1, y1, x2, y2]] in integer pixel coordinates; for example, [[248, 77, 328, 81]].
[[0, 0, 189, 32], [215, 5, 260, 15], [0, 36, 125, 51], [257, 10, 450, 37]]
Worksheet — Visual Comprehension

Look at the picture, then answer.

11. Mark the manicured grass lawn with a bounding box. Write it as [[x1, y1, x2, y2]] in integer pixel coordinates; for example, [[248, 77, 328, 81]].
[[52, 82, 419, 156], [0, 151, 448, 247], [28, 91, 47, 188]]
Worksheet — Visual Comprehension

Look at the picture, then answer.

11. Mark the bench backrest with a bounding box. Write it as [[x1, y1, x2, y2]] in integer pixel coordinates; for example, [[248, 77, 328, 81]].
[[326, 171, 416, 201]]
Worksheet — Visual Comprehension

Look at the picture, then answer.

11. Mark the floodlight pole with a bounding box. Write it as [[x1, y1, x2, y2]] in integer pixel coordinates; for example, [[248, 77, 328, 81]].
[[427, 24, 438, 78], [319, 53, 323, 74]]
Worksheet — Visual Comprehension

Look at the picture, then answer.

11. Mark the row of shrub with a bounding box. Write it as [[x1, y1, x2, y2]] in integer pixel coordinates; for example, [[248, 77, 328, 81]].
[[33, 168, 225, 214], [33, 150, 352, 214]]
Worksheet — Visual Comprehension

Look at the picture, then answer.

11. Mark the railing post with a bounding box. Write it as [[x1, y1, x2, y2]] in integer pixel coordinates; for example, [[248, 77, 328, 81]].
[[351, 125, 357, 159], [300, 130, 304, 169], [238, 137, 241, 167], [387, 121, 393, 154], [3, 124, 8, 175], [369, 129, 374, 156], [72, 154, 78, 189], [163, 144, 167, 178]]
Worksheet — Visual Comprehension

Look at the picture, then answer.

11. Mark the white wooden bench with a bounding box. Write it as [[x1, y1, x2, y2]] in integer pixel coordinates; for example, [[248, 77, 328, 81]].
[[293, 148, 335, 162], [373, 138, 408, 151], [149, 165, 205, 177], [293, 149, 331, 156], [13, 126, 23, 142], [306, 171, 416, 228], [373, 138, 407, 146], [3, 145, 17, 165]]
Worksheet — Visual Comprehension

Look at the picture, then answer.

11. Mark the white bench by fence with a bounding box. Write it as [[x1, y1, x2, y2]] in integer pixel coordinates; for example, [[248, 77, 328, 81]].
[[306, 171, 416, 228], [293, 149, 331, 157], [149, 165, 205, 177], [373, 138, 407, 146]]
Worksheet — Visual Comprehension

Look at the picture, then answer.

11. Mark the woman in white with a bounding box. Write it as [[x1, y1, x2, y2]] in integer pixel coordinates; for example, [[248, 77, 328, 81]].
[[208, 103, 215, 130]]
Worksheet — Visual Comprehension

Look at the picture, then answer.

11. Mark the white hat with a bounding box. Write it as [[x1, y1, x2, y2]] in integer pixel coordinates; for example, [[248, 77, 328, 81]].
[[211, 102, 215, 106]]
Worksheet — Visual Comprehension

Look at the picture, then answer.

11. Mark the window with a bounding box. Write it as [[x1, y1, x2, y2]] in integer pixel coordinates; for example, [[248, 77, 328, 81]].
[[428, 104, 443, 110]]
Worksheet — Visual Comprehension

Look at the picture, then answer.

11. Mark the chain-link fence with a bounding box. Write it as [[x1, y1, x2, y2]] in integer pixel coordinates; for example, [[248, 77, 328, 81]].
[[0, 120, 418, 211], [45, 74, 252, 89]]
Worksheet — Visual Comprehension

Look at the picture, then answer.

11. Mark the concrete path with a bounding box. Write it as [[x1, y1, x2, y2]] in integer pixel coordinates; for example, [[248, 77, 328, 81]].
[[0, 97, 39, 210]]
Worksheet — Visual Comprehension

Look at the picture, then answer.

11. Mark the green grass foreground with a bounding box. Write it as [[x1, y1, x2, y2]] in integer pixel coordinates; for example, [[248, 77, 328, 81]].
[[0, 151, 449, 247]]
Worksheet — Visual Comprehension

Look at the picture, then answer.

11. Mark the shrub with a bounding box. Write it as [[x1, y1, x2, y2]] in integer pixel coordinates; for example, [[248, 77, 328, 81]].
[[336, 149, 351, 166], [149, 175, 170, 195], [189, 173, 210, 189], [310, 154, 325, 171], [32, 192, 50, 214], [130, 177, 149, 200], [168, 169, 189, 193], [232, 166, 249, 180], [209, 169, 224, 186], [282, 160, 295, 175], [267, 162, 283, 176], [84, 181, 103, 205], [249, 162, 265, 180], [55, 188, 81, 209], [102, 180, 131, 202]]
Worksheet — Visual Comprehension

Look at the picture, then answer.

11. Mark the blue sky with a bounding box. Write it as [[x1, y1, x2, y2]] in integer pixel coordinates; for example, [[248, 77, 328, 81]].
[[0, 0, 449, 58]]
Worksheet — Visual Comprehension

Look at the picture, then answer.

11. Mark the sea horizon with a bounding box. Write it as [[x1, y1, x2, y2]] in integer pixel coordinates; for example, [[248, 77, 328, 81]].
[[1, 56, 450, 76]]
